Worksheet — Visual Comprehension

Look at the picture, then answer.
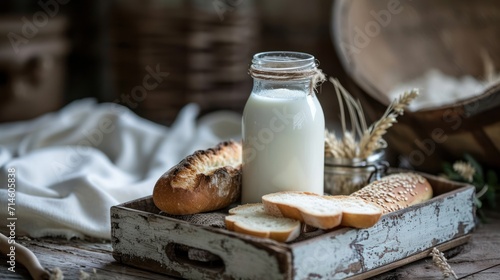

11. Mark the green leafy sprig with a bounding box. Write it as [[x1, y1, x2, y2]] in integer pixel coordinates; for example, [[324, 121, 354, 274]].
[[443, 154, 499, 221]]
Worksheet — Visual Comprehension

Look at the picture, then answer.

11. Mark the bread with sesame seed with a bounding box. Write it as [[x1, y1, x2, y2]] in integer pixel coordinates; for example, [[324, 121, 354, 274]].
[[351, 173, 433, 214], [153, 140, 242, 215]]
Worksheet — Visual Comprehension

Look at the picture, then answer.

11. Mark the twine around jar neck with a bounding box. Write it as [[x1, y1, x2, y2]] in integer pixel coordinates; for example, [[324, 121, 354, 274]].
[[248, 66, 326, 95]]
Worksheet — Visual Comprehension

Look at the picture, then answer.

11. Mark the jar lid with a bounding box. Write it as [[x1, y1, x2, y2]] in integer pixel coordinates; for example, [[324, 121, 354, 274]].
[[251, 51, 317, 72]]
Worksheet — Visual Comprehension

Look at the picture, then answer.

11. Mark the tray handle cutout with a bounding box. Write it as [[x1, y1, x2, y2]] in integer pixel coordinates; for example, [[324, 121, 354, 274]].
[[166, 242, 225, 273]]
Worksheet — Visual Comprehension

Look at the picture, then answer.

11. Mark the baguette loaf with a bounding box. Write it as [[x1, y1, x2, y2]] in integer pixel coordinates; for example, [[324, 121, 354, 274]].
[[225, 204, 301, 242], [351, 172, 433, 213], [262, 192, 383, 229], [153, 141, 242, 215]]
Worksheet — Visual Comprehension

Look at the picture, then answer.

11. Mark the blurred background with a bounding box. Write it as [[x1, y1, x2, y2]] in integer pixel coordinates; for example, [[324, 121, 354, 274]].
[[0, 0, 345, 125], [1, 0, 499, 174]]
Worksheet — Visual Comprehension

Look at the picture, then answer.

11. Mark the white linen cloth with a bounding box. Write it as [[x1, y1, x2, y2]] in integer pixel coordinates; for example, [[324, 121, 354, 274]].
[[0, 99, 241, 239]]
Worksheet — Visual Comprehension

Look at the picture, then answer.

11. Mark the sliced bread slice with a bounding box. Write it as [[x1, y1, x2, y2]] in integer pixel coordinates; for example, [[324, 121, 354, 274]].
[[225, 203, 301, 242], [262, 192, 343, 229], [323, 195, 383, 228]]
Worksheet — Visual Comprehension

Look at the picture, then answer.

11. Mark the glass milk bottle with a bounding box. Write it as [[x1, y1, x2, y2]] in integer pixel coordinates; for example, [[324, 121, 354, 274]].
[[242, 51, 325, 203]]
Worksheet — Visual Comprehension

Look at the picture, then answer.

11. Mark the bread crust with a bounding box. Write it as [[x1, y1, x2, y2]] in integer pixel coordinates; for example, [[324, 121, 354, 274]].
[[263, 192, 384, 230], [153, 141, 242, 215], [324, 196, 383, 228], [351, 172, 433, 213], [262, 192, 344, 230]]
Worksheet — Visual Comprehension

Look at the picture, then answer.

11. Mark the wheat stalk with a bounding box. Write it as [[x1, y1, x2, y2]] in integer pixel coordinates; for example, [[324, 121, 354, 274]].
[[393, 90, 419, 114], [325, 78, 365, 159], [358, 116, 395, 158], [325, 130, 343, 158], [324, 79, 418, 160], [342, 132, 358, 158], [481, 50, 500, 84], [325, 130, 355, 158], [358, 89, 418, 158], [430, 247, 458, 279]]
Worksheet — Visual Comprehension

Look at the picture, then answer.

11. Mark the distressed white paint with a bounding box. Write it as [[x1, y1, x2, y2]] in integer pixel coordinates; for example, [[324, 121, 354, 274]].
[[292, 186, 475, 279], [111, 185, 475, 280], [112, 208, 290, 280]]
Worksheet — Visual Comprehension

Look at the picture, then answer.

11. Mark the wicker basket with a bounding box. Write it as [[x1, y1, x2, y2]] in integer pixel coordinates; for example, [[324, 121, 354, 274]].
[[333, 0, 500, 172], [109, 0, 258, 125]]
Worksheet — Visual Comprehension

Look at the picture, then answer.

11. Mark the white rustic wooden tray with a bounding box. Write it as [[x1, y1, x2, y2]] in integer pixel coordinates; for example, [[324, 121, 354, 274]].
[[111, 172, 476, 279]]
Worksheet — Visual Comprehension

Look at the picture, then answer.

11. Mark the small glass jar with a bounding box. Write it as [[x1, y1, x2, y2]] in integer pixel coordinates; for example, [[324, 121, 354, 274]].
[[324, 150, 388, 195], [241, 51, 325, 203]]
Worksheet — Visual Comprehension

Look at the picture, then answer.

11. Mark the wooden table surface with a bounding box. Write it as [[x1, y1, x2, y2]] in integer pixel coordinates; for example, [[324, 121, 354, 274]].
[[1, 209, 499, 280]]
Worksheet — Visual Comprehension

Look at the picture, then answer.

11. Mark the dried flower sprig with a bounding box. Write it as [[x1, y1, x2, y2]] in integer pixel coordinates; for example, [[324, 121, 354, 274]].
[[429, 247, 458, 279], [452, 161, 475, 182], [443, 154, 498, 222], [325, 78, 418, 160]]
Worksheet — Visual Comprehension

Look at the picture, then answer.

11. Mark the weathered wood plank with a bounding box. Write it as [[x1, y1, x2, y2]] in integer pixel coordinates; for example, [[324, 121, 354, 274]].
[[374, 209, 500, 279], [463, 264, 500, 280], [347, 235, 471, 280], [0, 208, 498, 279], [111, 206, 292, 280], [0, 236, 172, 280]]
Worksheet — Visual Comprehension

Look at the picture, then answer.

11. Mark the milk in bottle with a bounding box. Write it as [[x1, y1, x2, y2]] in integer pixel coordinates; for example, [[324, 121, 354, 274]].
[[242, 51, 325, 203]]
